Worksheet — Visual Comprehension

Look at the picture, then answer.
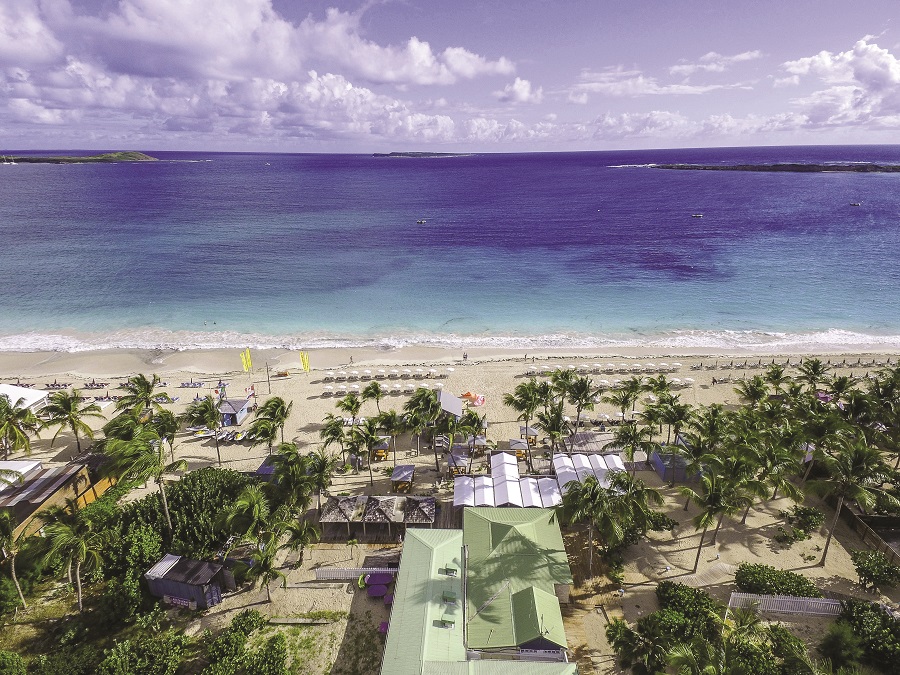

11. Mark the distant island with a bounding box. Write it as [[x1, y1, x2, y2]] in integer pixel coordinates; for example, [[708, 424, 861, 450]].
[[5, 151, 158, 164], [654, 163, 900, 173], [373, 151, 471, 158]]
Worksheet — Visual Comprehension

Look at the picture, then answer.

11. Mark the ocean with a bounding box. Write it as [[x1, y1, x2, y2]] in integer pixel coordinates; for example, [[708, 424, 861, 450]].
[[1, 146, 899, 353]]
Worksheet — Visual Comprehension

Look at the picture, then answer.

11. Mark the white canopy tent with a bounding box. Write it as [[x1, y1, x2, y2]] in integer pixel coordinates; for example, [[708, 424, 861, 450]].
[[453, 477, 475, 507], [519, 478, 543, 508], [0, 384, 48, 412], [552, 455, 579, 494], [494, 478, 524, 507], [473, 476, 495, 506], [537, 478, 562, 507], [604, 454, 626, 472]]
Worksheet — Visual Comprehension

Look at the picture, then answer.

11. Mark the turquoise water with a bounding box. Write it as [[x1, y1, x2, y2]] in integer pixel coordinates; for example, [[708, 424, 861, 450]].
[[0, 147, 899, 351]]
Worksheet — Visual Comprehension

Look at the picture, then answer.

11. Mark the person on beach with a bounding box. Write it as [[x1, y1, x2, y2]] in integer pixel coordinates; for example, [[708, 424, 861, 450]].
[[463, 352, 468, 361]]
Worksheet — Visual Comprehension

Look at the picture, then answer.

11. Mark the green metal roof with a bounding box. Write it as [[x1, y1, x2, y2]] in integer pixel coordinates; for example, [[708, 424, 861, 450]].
[[511, 587, 567, 649], [381, 529, 466, 675], [463, 508, 572, 650], [422, 662, 577, 674]]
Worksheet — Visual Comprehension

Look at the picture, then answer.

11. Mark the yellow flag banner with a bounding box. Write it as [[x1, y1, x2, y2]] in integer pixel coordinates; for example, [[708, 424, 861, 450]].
[[300, 351, 310, 372], [244, 348, 252, 371], [240, 350, 249, 372]]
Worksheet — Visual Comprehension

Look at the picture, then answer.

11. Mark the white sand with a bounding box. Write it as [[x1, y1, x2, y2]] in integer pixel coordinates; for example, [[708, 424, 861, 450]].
[[3, 346, 898, 673]]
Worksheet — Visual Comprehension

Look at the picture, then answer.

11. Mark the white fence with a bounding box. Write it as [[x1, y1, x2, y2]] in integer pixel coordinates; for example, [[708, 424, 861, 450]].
[[314, 567, 398, 581], [728, 592, 841, 616]]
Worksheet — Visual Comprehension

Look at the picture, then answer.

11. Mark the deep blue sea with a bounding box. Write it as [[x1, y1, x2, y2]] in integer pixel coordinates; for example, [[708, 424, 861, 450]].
[[1, 146, 900, 352]]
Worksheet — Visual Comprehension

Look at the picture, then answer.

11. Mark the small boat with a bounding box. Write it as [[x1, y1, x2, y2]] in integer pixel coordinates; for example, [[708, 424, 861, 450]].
[[691, 214, 703, 218], [416, 219, 427, 224], [850, 202, 861, 206]]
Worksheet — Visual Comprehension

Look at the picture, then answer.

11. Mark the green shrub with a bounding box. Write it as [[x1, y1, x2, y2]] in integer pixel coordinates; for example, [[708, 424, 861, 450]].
[[734, 563, 822, 598], [851, 550, 900, 590], [206, 609, 268, 669], [27, 644, 103, 675], [819, 621, 864, 671], [96, 629, 187, 675], [96, 573, 144, 626], [0, 651, 25, 675], [244, 633, 288, 675], [839, 599, 900, 673], [655, 581, 723, 641], [646, 511, 677, 531], [774, 506, 825, 547]]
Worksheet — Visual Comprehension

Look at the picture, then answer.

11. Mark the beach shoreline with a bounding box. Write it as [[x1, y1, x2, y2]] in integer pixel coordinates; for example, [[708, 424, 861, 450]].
[[1, 344, 899, 378]]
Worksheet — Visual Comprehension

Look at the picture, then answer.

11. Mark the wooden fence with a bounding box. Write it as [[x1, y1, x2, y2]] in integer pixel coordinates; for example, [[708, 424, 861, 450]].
[[314, 567, 398, 581], [728, 593, 841, 616]]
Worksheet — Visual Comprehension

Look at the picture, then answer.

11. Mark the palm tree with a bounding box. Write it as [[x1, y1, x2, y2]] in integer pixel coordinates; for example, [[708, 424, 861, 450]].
[[256, 396, 293, 444], [606, 423, 657, 475], [246, 532, 286, 603], [403, 388, 442, 472], [764, 364, 789, 393], [550, 368, 577, 401], [44, 510, 107, 612], [557, 475, 609, 580], [680, 472, 746, 572], [305, 446, 337, 512], [0, 394, 40, 459], [150, 408, 179, 463], [335, 393, 362, 431], [621, 376, 646, 411], [180, 395, 223, 466], [222, 484, 272, 542], [277, 520, 320, 567], [249, 416, 279, 455], [265, 443, 315, 514], [115, 373, 171, 416], [362, 382, 386, 415], [41, 390, 105, 455], [536, 400, 570, 454], [104, 425, 187, 536], [797, 358, 830, 392], [376, 409, 406, 465], [602, 389, 634, 424], [504, 378, 542, 471], [0, 511, 27, 609], [350, 418, 383, 486], [320, 413, 348, 465], [567, 376, 601, 451], [827, 374, 858, 405], [808, 435, 898, 565], [659, 398, 692, 445], [734, 376, 767, 409]]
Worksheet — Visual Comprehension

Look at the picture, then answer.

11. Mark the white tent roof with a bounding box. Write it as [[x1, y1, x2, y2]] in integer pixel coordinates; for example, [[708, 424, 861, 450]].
[[438, 391, 463, 418], [453, 477, 474, 507], [571, 454, 594, 480], [604, 454, 626, 472], [520, 478, 543, 508], [509, 438, 528, 451], [588, 454, 610, 487], [494, 478, 523, 507], [490, 451, 518, 471], [538, 478, 562, 507], [473, 476, 495, 507], [0, 460, 42, 483], [0, 384, 48, 412]]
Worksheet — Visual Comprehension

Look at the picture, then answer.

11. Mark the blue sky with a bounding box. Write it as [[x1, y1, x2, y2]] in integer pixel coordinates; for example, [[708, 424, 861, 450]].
[[2, 0, 900, 151]]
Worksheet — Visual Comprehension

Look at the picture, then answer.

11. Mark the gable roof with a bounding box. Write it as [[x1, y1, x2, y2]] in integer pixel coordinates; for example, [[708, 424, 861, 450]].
[[463, 508, 572, 650], [510, 587, 567, 649], [381, 529, 465, 675]]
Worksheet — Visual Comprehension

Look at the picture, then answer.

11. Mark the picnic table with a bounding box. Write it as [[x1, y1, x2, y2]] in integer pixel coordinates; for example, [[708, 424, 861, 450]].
[[367, 584, 389, 598], [365, 573, 394, 586]]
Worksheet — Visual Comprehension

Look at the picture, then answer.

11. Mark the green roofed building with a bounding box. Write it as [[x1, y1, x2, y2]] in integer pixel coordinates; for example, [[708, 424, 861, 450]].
[[380, 508, 575, 675]]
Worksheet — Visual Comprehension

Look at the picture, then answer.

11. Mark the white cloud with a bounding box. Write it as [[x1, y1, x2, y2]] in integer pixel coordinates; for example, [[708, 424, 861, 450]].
[[494, 77, 543, 104], [0, 0, 64, 68], [669, 50, 763, 77], [572, 66, 737, 99], [780, 38, 900, 128]]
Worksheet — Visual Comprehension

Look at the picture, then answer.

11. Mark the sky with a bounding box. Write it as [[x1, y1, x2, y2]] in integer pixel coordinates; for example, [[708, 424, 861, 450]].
[[2, 0, 900, 152]]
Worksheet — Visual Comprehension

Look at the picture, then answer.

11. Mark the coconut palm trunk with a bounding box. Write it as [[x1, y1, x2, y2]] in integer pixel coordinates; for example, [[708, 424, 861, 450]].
[[820, 494, 843, 566], [5, 550, 25, 609], [75, 560, 84, 613], [158, 478, 173, 536], [693, 524, 709, 573], [710, 512, 726, 545], [213, 435, 222, 467]]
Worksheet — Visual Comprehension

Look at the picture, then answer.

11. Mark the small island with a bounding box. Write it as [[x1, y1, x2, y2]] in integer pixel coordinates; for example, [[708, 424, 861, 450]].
[[654, 163, 900, 173], [373, 151, 471, 158], [5, 151, 158, 164]]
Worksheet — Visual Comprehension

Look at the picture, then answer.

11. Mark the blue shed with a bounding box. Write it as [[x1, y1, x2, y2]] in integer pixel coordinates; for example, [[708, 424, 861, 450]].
[[144, 554, 236, 609]]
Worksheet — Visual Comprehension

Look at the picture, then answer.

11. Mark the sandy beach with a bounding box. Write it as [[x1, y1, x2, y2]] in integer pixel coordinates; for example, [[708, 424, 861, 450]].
[[4, 345, 900, 673]]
